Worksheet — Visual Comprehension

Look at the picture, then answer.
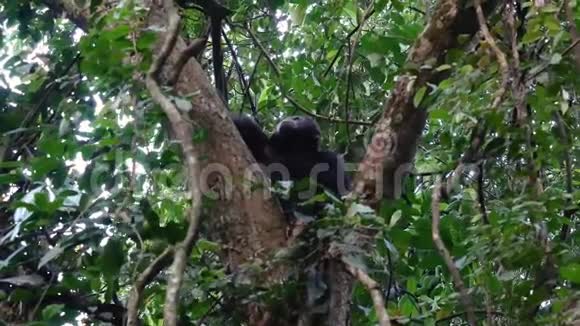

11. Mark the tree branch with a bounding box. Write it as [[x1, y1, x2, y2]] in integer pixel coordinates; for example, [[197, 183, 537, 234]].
[[475, 0, 509, 109], [432, 179, 477, 326], [223, 30, 258, 115], [344, 1, 375, 142], [169, 36, 209, 86], [344, 263, 391, 326], [144, 1, 203, 325], [564, 0, 580, 69], [126, 247, 174, 326], [323, 7, 376, 78]]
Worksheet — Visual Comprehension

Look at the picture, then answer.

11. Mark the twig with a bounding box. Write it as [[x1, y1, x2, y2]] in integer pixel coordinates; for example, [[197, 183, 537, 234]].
[[435, 309, 504, 324], [384, 247, 393, 303], [345, 1, 375, 143], [528, 223, 557, 318], [505, 2, 520, 67], [484, 289, 494, 326], [240, 51, 262, 117], [432, 179, 477, 326], [505, 0, 543, 195], [526, 39, 580, 83], [243, 24, 372, 126], [13, 53, 81, 146], [409, 6, 426, 16], [475, 0, 509, 109], [555, 111, 575, 241], [476, 162, 489, 224], [323, 8, 376, 78], [169, 36, 209, 85], [29, 273, 56, 320], [564, 0, 580, 69], [344, 263, 391, 326], [196, 294, 222, 326], [222, 30, 258, 115], [145, 1, 204, 325], [445, 125, 487, 195], [126, 247, 174, 326]]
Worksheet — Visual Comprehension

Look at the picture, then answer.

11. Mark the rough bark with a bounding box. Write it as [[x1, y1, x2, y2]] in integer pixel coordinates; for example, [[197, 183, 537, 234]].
[[352, 0, 498, 204]]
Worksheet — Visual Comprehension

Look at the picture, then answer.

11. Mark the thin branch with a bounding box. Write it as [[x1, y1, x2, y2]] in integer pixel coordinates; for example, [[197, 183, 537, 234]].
[[243, 24, 372, 126], [126, 247, 174, 326], [432, 179, 477, 326], [196, 294, 222, 326], [409, 6, 426, 16], [222, 29, 258, 115], [555, 110, 575, 241], [384, 246, 394, 304], [505, 1, 520, 67], [323, 8, 376, 78], [505, 0, 543, 195], [345, 1, 375, 142], [526, 39, 580, 82], [564, 0, 580, 69], [435, 309, 505, 324], [240, 51, 262, 116], [476, 162, 489, 224], [475, 0, 509, 109], [145, 1, 203, 325], [169, 36, 209, 85], [211, 16, 227, 103], [445, 126, 486, 195], [30, 273, 56, 320], [484, 289, 494, 326], [344, 263, 391, 326], [528, 223, 557, 318]]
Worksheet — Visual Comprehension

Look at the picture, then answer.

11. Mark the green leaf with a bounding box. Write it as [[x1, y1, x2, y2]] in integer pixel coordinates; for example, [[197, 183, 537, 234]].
[[413, 86, 427, 108], [543, 15, 561, 35], [550, 53, 562, 65], [38, 137, 65, 157], [196, 239, 220, 253], [137, 31, 157, 50], [0, 173, 21, 184], [389, 210, 402, 228], [430, 108, 449, 121], [366, 53, 383, 68], [101, 238, 125, 279], [289, 4, 306, 25], [560, 263, 580, 283], [42, 304, 65, 320]]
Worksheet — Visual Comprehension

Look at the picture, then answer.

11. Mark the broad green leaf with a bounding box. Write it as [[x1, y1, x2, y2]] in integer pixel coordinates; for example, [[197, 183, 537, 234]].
[[560, 263, 580, 283], [413, 86, 427, 108]]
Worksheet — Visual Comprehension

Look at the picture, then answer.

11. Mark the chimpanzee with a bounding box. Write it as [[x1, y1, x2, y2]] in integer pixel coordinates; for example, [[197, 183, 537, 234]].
[[232, 114, 271, 164], [232, 114, 350, 198], [269, 116, 350, 197]]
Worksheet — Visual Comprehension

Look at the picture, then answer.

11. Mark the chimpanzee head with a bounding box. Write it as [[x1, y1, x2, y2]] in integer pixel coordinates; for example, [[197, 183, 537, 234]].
[[270, 116, 321, 153]]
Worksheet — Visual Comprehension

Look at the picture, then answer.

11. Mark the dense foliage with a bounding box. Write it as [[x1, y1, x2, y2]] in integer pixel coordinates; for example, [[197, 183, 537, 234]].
[[0, 0, 578, 325]]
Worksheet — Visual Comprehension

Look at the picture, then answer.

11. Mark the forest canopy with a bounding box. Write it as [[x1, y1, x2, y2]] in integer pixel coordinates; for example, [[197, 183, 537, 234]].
[[0, 0, 579, 325]]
